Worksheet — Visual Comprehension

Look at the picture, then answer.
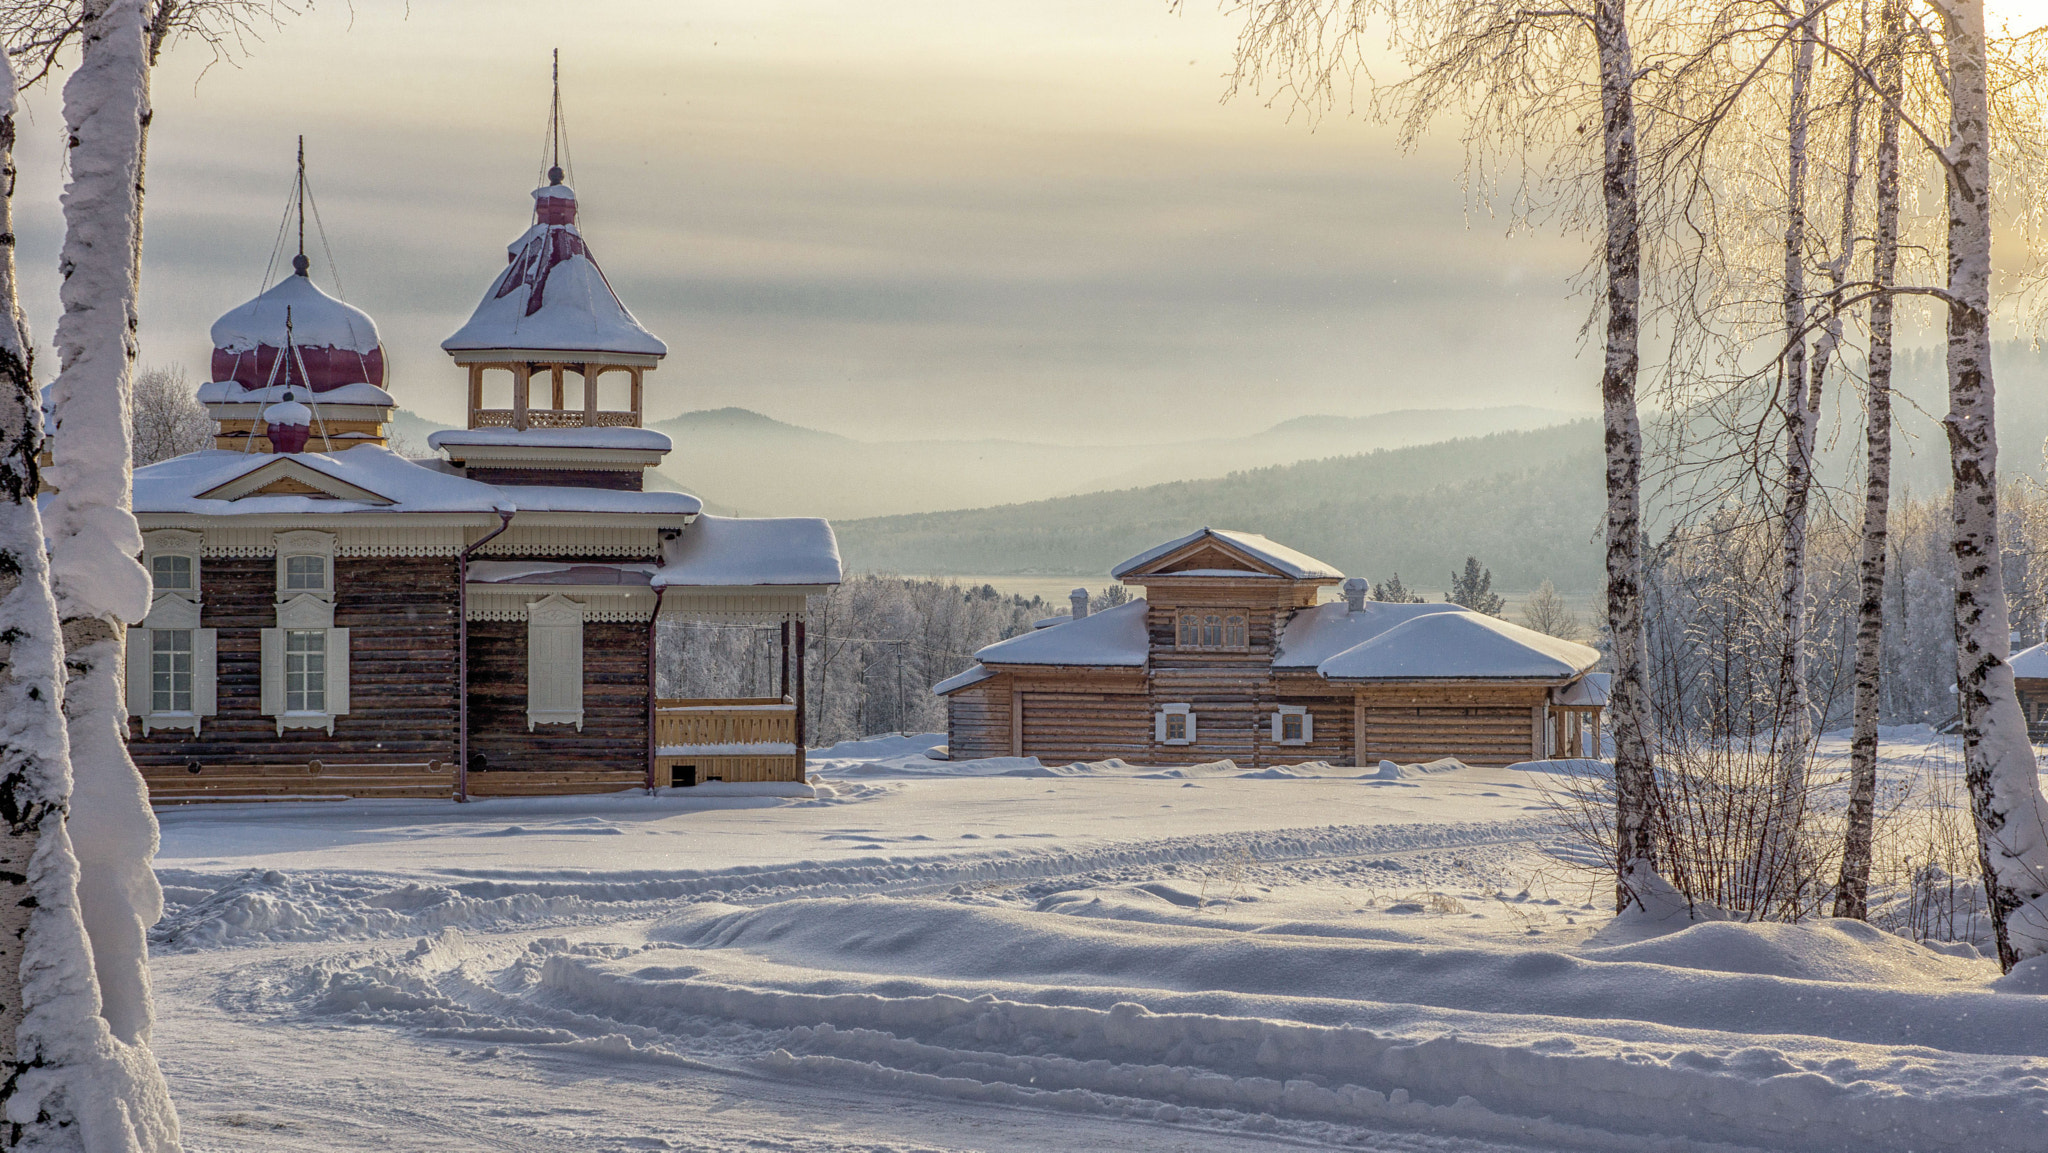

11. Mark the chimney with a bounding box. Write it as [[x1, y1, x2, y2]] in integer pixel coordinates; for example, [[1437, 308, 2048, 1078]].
[[1071, 588, 1090, 620], [1342, 577, 1369, 614]]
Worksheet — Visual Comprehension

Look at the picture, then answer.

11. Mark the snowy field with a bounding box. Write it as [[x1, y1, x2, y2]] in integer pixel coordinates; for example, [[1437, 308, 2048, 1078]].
[[146, 731, 2048, 1153]]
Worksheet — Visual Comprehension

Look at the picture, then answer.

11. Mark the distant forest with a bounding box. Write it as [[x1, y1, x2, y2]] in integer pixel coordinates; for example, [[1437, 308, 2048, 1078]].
[[834, 422, 1609, 592], [832, 340, 2048, 594]]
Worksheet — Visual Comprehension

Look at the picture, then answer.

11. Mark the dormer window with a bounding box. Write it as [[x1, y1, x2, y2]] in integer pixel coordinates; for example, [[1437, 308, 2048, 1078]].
[[1177, 611, 1248, 651]]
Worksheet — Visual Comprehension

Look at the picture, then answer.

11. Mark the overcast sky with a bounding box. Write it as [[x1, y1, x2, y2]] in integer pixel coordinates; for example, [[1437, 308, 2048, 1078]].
[[11, 0, 1606, 441]]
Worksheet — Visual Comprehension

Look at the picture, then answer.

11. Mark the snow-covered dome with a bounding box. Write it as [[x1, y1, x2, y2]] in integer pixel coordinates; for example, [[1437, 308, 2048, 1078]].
[[440, 176, 667, 359], [210, 270, 386, 394], [262, 394, 313, 454]]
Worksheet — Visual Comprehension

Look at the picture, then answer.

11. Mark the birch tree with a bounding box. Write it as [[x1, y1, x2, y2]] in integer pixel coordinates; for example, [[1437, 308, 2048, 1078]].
[[1836, 0, 1902, 922], [41, 0, 171, 1069], [1937, 0, 2048, 970], [1211, 0, 1665, 903]]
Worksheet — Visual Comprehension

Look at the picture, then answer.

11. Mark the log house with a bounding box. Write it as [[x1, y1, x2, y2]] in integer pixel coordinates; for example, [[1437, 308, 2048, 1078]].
[[938, 529, 1605, 768]]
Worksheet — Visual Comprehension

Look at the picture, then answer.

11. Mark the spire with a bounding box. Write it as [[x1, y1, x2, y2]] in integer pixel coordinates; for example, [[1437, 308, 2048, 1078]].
[[545, 48, 567, 187], [292, 135, 309, 278]]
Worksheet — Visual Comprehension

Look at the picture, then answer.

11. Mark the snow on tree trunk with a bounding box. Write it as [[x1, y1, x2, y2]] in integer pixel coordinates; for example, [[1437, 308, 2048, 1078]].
[[1595, 0, 1658, 906], [1768, 1, 1819, 884], [0, 29, 178, 1150], [40, 0, 167, 1055], [1941, 0, 2048, 971], [1837, 0, 1900, 922]]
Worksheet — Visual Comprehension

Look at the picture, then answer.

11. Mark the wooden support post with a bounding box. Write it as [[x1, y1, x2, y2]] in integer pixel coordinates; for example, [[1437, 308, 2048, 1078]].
[[645, 587, 665, 793], [780, 620, 791, 700], [512, 364, 531, 430], [1530, 705, 1546, 763], [582, 364, 597, 425], [794, 620, 808, 751], [1011, 688, 1024, 758], [551, 365, 565, 411], [468, 365, 483, 424], [1591, 712, 1603, 760], [630, 368, 643, 424]]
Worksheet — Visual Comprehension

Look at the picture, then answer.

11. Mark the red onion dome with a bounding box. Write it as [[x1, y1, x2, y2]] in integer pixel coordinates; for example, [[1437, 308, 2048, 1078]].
[[263, 394, 313, 454], [210, 269, 386, 394]]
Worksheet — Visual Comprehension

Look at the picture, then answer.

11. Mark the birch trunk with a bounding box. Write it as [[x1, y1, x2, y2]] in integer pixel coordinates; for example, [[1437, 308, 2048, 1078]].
[[1941, 0, 2048, 971], [1837, 0, 1901, 921], [1595, 0, 1659, 906], [41, 0, 166, 1048], [1768, 0, 1820, 888]]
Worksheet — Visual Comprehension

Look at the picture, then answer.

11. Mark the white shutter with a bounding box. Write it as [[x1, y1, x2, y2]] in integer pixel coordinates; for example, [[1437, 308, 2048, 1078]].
[[260, 628, 283, 716], [125, 628, 150, 717], [1301, 711, 1314, 743], [526, 597, 585, 729], [1186, 712, 1198, 743], [328, 628, 350, 715], [1269, 712, 1282, 742], [194, 629, 218, 716], [1154, 711, 1168, 743]]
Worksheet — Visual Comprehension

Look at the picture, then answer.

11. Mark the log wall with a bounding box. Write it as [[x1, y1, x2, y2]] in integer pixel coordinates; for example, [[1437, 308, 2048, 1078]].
[[130, 556, 461, 781], [468, 619, 650, 772]]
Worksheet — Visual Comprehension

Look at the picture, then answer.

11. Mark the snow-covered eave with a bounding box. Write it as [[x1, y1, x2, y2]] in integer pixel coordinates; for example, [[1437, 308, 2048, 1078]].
[[1314, 673, 1587, 686], [134, 509, 690, 529], [442, 345, 664, 367], [932, 665, 994, 696], [978, 659, 1149, 671], [654, 581, 835, 594]]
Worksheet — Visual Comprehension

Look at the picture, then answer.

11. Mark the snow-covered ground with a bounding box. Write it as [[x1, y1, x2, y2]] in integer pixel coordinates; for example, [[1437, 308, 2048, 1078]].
[[147, 731, 2046, 1152]]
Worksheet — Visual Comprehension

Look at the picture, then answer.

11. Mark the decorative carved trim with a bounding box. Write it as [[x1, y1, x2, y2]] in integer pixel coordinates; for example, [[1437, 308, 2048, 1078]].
[[467, 585, 653, 622]]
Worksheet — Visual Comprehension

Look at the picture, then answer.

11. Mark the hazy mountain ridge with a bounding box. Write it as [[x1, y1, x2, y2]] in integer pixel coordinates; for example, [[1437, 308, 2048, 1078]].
[[833, 422, 1608, 592], [644, 404, 1589, 518]]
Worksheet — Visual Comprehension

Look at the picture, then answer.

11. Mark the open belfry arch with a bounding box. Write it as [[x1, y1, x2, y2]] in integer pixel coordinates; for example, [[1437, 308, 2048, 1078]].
[[121, 65, 841, 804], [937, 528, 1607, 769]]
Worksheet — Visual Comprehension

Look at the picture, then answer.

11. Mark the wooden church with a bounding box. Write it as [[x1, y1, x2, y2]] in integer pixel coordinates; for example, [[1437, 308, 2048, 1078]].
[[124, 133, 839, 803], [936, 528, 1607, 769]]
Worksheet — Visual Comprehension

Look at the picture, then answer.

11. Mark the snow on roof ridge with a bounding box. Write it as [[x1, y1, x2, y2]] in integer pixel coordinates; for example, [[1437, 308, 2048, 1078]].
[[211, 273, 381, 354], [972, 598, 1149, 667], [441, 218, 667, 357], [1317, 610, 1599, 681], [2013, 641, 2048, 680], [1110, 528, 1343, 581]]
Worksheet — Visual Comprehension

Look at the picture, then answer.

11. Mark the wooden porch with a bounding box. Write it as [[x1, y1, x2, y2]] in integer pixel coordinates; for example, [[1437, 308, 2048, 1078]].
[[654, 697, 805, 787]]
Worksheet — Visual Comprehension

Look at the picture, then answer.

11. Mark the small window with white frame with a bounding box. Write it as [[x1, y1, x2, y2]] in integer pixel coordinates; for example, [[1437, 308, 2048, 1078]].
[[1155, 703, 1197, 746], [274, 530, 336, 601], [1271, 704, 1313, 746], [261, 590, 349, 734], [126, 590, 215, 736], [142, 529, 202, 598], [284, 629, 327, 713]]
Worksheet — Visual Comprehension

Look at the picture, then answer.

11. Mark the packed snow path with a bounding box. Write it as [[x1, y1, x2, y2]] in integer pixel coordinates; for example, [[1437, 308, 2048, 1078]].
[[146, 735, 2045, 1152]]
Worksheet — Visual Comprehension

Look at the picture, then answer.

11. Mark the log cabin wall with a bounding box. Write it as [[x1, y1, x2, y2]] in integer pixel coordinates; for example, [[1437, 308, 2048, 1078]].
[[467, 619, 650, 772], [129, 555, 460, 770], [2019, 678, 2048, 741], [1011, 668, 1150, 764], [946, 673, 1013, 760], [464, 466, 643, 491], [1354, 684, 1548, 768]]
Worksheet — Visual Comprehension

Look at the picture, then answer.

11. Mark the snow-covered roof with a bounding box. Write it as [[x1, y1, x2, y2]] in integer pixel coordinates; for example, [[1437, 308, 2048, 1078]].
[[932, 665, 995, 695], [1316, 610, 1600, 682], [972, 599, 1150, 667], [1111, 528, 1343, 581], [133, 446, 701, 518], [134, 446, 510, 515], [1272, 599, 1467, 668], [653, 514, 841, 588], [263, 399, 312, 427], [211, 274, 380, 354], [428, 427, 673, 452], [1553, 672, 1612, 706], [197, 380, 394, 407], [441, 193, 667, 358], [2014, 642, 2048, 680]]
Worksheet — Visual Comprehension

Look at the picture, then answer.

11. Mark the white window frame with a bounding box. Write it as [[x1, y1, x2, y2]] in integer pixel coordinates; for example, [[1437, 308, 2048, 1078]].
[[126, 594, 215, 736], [1154, 702, 1197, 746], [142, 529, 202, 599], [1175, 610, 1249, 652], [1270, 704, 1314, 746], [273, 530, 336, 602], [526, 594, 586, 731], [261, 593, 349, 735]]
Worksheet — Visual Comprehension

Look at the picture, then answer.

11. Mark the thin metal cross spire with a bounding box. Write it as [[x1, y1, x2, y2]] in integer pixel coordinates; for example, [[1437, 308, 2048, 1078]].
[[293, 135, 309, 277]]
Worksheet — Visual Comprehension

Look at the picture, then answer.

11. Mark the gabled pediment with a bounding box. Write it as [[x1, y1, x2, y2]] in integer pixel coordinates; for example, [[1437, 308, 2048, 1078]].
[[1123, 537, 1288, 580], [197, 457, 394, 505]]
